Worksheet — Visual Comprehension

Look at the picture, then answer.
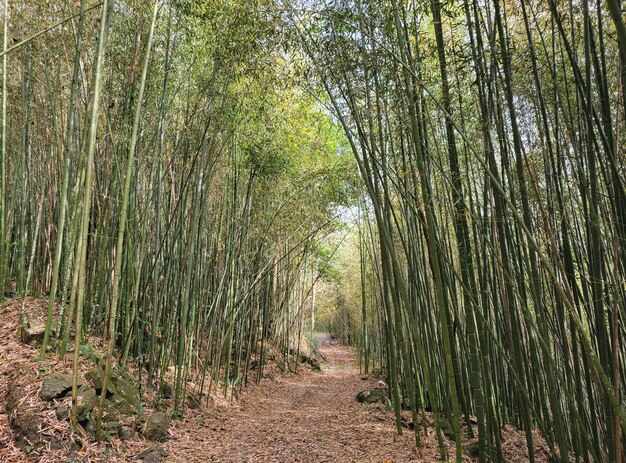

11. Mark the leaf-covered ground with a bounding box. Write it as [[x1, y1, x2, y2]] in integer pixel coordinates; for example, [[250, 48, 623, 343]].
[[162, 333, 428, 462], [1, 300, 553, 462]]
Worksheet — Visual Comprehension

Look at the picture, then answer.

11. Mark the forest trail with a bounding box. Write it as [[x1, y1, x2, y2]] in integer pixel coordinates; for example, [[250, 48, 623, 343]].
[[162, 334, 428, 463]]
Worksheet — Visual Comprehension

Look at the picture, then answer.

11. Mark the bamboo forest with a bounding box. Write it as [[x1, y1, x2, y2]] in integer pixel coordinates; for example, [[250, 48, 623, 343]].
[[0, 0, 625, 462]]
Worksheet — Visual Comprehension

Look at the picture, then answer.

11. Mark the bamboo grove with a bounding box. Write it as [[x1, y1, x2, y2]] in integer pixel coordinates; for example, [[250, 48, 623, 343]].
[[2, 0, 626, 462], [297, 0, 626, 462], [0, 0, 356, 431]]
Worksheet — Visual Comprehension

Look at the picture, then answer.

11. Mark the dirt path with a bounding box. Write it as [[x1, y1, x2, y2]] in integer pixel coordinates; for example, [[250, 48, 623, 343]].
[[163, 334, 427, 462]]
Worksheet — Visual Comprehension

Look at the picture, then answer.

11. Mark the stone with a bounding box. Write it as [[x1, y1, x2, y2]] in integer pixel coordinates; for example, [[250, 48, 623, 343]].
[[401, 417, 415, 430], [437, 418, 456, 440], [103, 420, 122, 436], [85, 367, 107, 391], [85, 366, 122, 394], [110, 375, 141, 414], [119, 426, 132, 440], [143, 412, 170, 441], [49, 437, 64, 451], [5, 384, 26, 413], [83, 419, 96, 435], [464, 439, 481, 458], [76, 385, 99, 422], [137, 445, 168, 463], [10, 408, 40, 449], [159, 381, 173, 399], [86, 368, 140, 415], [356, 388, 387, 404], [299, 353, 321, 371], [40, 373, 74, 401], [55, 406, 70, 421], [186, 393, 201, 410], [16, 318, 48, 345]]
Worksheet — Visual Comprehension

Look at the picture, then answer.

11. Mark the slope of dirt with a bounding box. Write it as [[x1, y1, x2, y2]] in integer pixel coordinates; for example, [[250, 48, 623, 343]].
[[162, 334, 440, 462], [1, 298, 553, 463]]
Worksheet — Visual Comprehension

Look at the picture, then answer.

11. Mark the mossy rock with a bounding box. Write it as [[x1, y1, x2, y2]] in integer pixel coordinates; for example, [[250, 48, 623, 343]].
[[159, 381, 173, 399], [186, 393, 201, 410], [138, 445, 168, 463], [76, 385, 99, 422], [437, 418, 456, 440], [143, 412, 170, 441], [356, 388, 387, 404], [464, 439, 481, 458], [85, 367, 140, 415], [103, 420, 122, 437], [85, 367, 112, 391]]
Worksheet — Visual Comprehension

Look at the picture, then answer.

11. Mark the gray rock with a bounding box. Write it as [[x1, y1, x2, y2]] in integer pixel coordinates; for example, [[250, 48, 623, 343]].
[[86, 367, 141, 415], [159, 381, 173, 399], [110, 376, 141, 415], [49, 437, 64, 450], [16, 318, 48, 345], [143, 412, 170, 441], [5, 384, 26, 413], [10, 408, 40, 449], [464, 439, 481, 458], [186, 393, 201, 410], [55, 406, 70, 421], [85, 367, 108, 391], [103, 420, 122, 436], [76, 385, 99, 422], [137, 445, 168, 463], [119, 426, 133, 440], [40, 373, 75, 401], [356, 388, 387, 404]]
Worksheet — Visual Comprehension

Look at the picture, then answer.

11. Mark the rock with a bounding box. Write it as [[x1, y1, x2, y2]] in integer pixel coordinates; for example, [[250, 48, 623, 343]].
[[159, 381, 173, 399], [103, 420, 122, 436], [49, 437, 64, 451], [5, 384, 26, 413], [137, 445, 168, 463], [83, 418, 96, 435], [186, 392, 202, 410], [437, 418, 456, 440], [299, 353, 321, 371], [119, 426, 133, 440], [55, 406, 70, 421], [308, 357, 321, 371], [110, 375, 141, 415], [401, 417, 415, 430], [86, 368, 140, 415], [16, 318, 48, 345], [464, 439, 481, 458], [40, 373, 75, 401], [143, 412, 170, 441], [85, 367, 108, 391], [356, 388, 387, 404], [10, 408, 40, 449], [76, 385, 99, 422]]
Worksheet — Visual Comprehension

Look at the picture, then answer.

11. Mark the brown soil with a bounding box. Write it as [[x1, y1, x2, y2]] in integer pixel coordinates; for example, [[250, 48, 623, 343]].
[[162, 334, 445, 462], [1, 298, 554, 462]]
